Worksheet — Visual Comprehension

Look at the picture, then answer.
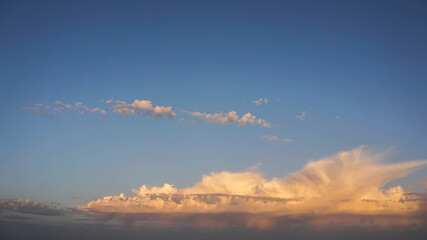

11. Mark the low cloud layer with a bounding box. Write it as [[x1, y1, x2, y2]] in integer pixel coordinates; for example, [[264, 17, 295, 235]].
[[261, 135, 293, 142], [0, 199, 65, 216], [78, 147, 427, 229]]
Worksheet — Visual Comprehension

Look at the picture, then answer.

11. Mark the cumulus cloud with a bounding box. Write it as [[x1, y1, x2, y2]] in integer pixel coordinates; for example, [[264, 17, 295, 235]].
[[0, 199, 65, 216], [253, 98, 268, 106], [182, 110, 239, 125], [182, 110, 270, 127], [128, 99, 176, 120], [238, 113, 271, 127], [296, 111, 307, 120], [261, 135, 293, 142], [78, 147, 427, 229], [112, 100, 135, 115], [131, 100, 153, 111]]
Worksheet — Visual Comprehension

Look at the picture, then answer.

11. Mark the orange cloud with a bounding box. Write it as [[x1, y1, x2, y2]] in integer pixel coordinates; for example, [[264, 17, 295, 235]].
[[78, 147, 427, 229]]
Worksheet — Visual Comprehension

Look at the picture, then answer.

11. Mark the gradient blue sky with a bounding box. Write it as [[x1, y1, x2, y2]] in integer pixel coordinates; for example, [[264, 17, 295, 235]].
[[1, 0, 427, 208]]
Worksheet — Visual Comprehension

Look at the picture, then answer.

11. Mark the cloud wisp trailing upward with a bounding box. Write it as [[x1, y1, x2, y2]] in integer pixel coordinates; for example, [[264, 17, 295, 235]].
[[78, 147, 427, 229]]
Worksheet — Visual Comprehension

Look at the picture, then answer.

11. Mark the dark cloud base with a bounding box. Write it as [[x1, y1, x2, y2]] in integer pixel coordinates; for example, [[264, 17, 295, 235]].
[[1, 220, 426, 240]]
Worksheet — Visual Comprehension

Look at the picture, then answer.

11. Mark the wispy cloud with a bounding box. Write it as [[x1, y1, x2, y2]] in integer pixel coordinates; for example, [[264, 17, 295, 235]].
[[182, 110, 239, 125], [25, 104, 53, 118], [261, 135, 293, 142], [78, 147, 427, 229], [253, 98, 268, 106], [0, 199, 65, 216], [182, 110, 271, 127], [296, 111, 307, 120]]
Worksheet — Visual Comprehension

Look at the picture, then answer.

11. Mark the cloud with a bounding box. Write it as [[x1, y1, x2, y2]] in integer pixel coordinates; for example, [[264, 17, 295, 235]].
[[238, 113, 271, 127], [261, 135, 293, 142], [128, 99, 176, 120], [131, 100, 153, 111], [78, 147, 427, 229], [253, 98, 268, 106], [25, 104, 53, 118], [296, 111, 306, 120], [112, 100, 136, 115], [0, 199, 65, 216], [91, 108, 106, 115], [153, 106, 176, 120], [182, 110, 239, 125], [182, 110, 270, 127]]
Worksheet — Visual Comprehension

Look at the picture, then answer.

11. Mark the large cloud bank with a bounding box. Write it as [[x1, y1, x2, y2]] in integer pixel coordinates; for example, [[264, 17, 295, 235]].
[[78, 147, 427, 229]]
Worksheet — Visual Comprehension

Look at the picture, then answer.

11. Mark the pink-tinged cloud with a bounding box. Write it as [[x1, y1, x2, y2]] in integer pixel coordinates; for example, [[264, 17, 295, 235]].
[[78, 147, 427, 229], [182, 110, 270, 127]]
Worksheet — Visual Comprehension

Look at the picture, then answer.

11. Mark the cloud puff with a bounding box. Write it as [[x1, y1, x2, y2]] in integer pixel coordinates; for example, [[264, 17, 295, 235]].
[[127, 99, 176, 120], [182, 110, 270, 127], [0, 199, 65, 216], [78, 147, 427, 229], [112, 100, 136, 115], [296, 111, 307, 120], [253, 98, 268, 106], [261, 135, 293, 142], [131, 100, 153, 111], [238, 113, 271, 127]]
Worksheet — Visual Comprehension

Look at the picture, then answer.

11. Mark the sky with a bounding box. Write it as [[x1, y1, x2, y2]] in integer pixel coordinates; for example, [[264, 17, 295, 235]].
[[1, 0, 427, 239]]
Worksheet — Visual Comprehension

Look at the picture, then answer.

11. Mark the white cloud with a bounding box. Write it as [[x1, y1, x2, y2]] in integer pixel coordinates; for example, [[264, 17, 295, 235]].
[[238, 113, 271, 127], [182, 110, 239, 125], [131, 100, 153, 111], [113, 101, 135, 115], [253, 98, 268, 106], [130, 99, 176, 120], [182, 110, 271, 127]]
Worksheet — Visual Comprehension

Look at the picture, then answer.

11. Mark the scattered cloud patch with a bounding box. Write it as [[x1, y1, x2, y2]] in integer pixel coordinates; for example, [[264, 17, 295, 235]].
[[182, 110, 239, 125], [182, 110, 271, 127], [253, 98, 268, 106], [261, 135, 293, 142], [296, 111, 307, 120]]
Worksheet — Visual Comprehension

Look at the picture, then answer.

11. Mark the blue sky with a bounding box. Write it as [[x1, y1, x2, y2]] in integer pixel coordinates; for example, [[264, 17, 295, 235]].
[[1, 0, 427, 213]]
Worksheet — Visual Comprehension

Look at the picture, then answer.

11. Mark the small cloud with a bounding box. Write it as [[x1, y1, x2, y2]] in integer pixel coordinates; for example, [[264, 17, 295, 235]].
[[91, 108, 106, 115], [261, 135, 293, 142], [296, 111, 307, 120], [182, 110, 271, 128], [336, 116, 341, 119], [238, 113, 271, 128], [131, 99, 176, 120], [25, 104, 53, 118], [112, 101, 135, 115], [253, 98, 268, 106], [181, 110, 239, 125]]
